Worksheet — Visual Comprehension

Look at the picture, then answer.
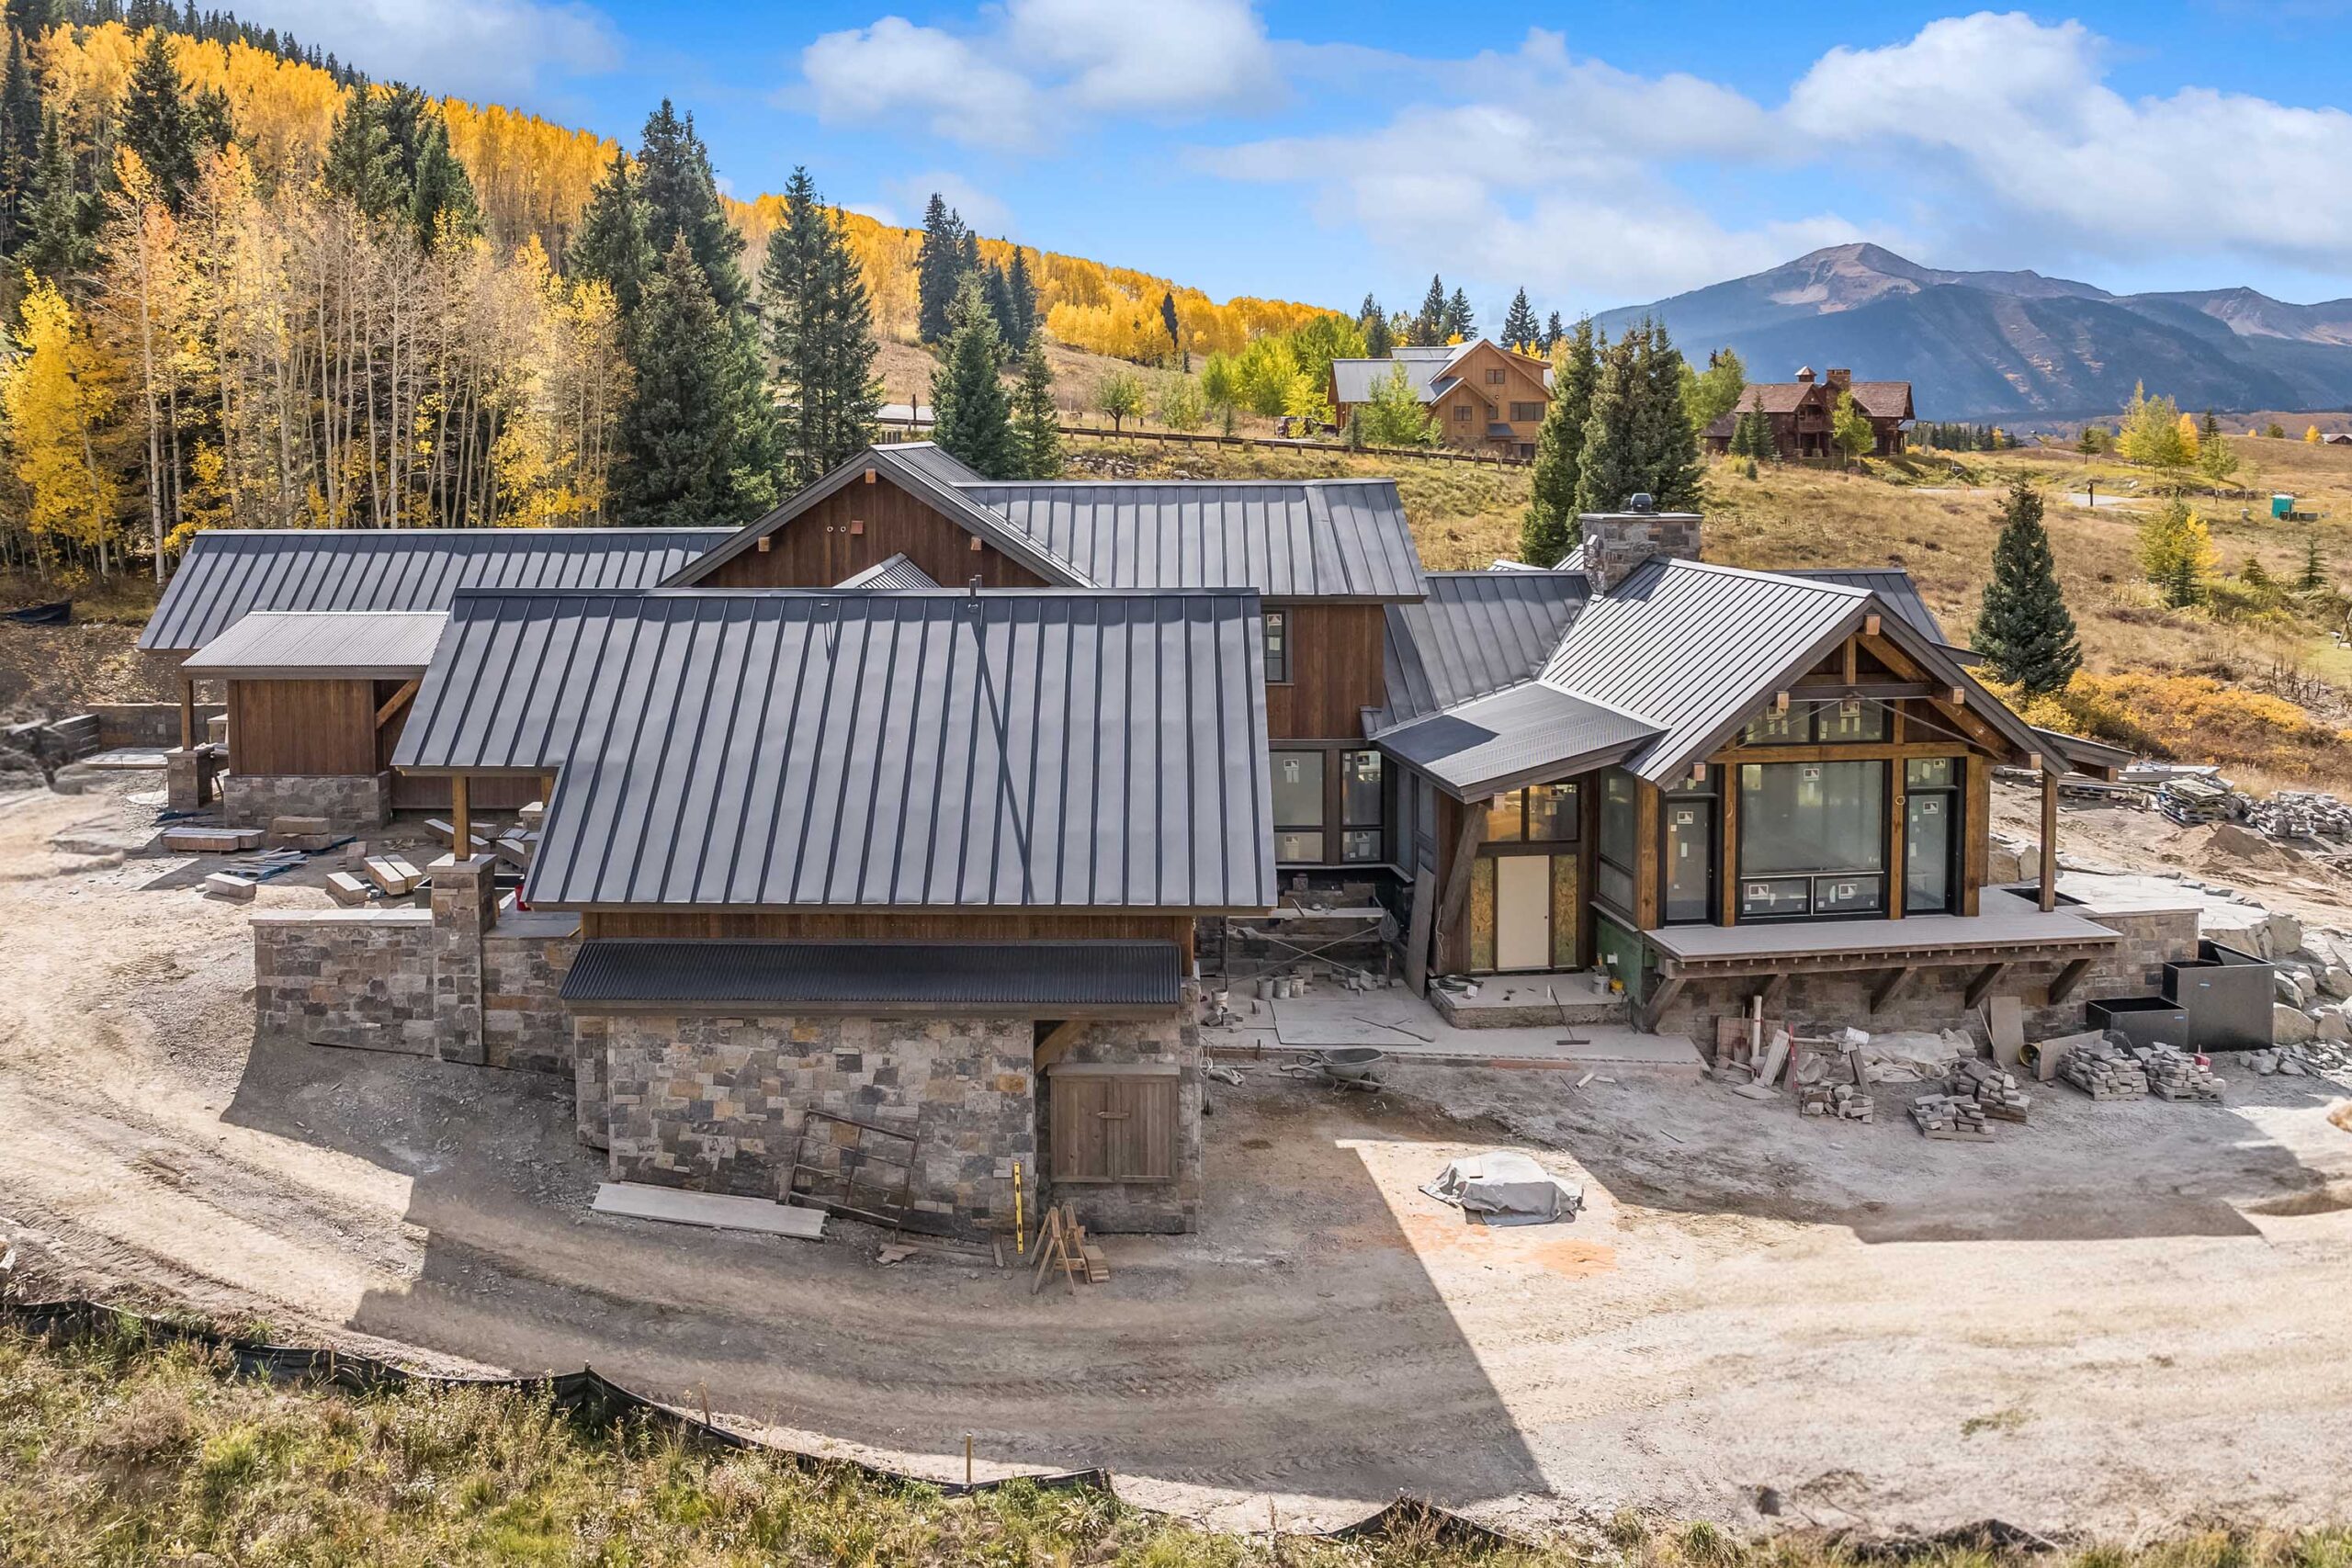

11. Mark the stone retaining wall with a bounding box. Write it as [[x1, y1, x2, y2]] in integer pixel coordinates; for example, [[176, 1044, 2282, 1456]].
[[252, 908, 436, 1054], [224, 771, 390, 832], [598, 1012, 1037, 1237], [483, 913, 581, 1076], [90, 701, 223, 750], [1039, 1010, 1204, 1235]]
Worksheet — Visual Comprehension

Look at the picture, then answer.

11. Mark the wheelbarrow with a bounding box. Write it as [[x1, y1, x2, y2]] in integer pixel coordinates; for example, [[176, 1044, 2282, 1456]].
[[1282, 1046, 1387, 1089]]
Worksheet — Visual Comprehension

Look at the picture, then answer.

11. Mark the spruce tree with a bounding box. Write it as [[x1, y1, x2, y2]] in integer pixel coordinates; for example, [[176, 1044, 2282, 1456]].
[[1159, 289, 1182, 365], [1973, 481, 2081, 695], [119, 25, 198, 211], [761, 165, 881, 486], [929, 273, 1017, 479], [1012, 336, 1060, 479], [1414, 274, 1445, 344], [2300, 536, 2327, 592], [1444, 286, 1475, 341], [0, 28, 42, 254], [1003, 246, 1037, 351], [634, 101, 744, 311], [1500, 287, 1537, 351], [982, 259, 1016, 344], [322, 87, 406, 220], [1363, 310, 1393, 357], [19, 111, 89, 283], [913, 192, 965, 343], [1542, 310, 1563, 355], [570, 148, 652, 314], [1521, 314, 1595, 565], [612, 235, 737, 526], [1633, 321, 1702, 512], [1575, 328, 1643, 515], [188, 83, 231, 152], [404, 112, 482, 245]]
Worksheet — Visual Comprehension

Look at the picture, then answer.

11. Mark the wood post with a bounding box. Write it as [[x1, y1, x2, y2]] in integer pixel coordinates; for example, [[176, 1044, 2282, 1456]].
[[451, 773, 470, 857], [179, 677, 196, 750], [2039, 766, 2059, 911]]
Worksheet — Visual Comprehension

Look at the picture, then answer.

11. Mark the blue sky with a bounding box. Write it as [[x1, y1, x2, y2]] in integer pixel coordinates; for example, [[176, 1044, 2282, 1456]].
[[236, 2, 2352, 323]]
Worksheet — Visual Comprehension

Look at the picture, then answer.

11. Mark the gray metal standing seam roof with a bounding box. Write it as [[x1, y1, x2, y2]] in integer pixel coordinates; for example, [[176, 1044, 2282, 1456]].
[[961, 479, 1425, 599], [141, 527, 733, 652], [1375, 570, 1590, 730], [835, 553, 939, 590], [1781, 568, 1962, 649], [393, 588, 1275, 912], [1376, 682, 1659, 797], [181, 610, 447, 679], [561, 939, 1182, 1014], [1329, 344, 1474, 406]]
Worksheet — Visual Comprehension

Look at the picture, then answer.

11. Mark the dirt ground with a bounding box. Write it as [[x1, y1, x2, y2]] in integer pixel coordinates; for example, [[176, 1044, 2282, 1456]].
[[8, 780, 2352, 1541]]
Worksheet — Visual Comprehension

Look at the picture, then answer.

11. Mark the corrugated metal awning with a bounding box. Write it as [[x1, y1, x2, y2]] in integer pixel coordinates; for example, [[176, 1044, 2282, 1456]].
[[560, 938, 1183, 1016], [183, 610, 447, 678]]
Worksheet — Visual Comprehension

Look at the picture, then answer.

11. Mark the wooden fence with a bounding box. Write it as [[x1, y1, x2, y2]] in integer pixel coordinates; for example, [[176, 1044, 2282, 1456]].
[[874, 416, 1532, 468]]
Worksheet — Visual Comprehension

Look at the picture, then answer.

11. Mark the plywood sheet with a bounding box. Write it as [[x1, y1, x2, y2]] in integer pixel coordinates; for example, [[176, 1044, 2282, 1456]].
[[590, 1182, 825, 1239]]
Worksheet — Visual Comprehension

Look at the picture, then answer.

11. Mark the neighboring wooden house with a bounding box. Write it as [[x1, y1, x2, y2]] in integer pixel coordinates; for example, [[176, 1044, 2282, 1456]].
[[1703, 367, 1914, 457], [1329, 341, 1553, 457]]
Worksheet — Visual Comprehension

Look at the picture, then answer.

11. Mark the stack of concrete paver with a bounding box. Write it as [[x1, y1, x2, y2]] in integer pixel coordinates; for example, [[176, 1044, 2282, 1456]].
[[2245, 791, 2352, 841], [2134, 1044, 2224, 1100], [2058, 1038, 2151, 1100], [1909, 1093, 1995, 1141], [1798, 1080, 1875, 1122], [1947, 1058, 2032, 1122]]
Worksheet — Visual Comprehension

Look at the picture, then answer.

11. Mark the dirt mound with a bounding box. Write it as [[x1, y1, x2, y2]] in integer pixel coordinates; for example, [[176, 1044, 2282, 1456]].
[[0, 622, 174, 712], [2178, 820, 2307, 873]]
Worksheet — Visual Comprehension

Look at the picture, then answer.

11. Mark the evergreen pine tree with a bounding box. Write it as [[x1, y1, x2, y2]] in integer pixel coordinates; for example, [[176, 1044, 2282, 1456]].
[[1444, 286, 1475, 341], [1542, 310, 1563, 355], [1633, 321, 1702, 511], [761, 165, 881, 487], [1575, 328, 1643, 515], [929, 273, 1017, 479], [570, 147, 653, 315], [1003, 246, 1037, 351], [1414, 274, 1445, 344], [634, 101, 745, 311], [322, 86, 406, 220], [2300, 536, 2327, 592], [19, 111, 90, 283], [0, 28, 43, 254], [403, 111, 482, 245], [1159, 289, 1182, 365], [1973, 481, 2081, 695], [187, 83, 231, 152], [119, 25, 198, 211], [913, 192, 965, 343], [1521, 314, 1595, 564], [611, 235, 737, 526], [2200, 408, 2221, 444], [1359, 292, 1393, 356], [1500, 287, 1537, 351], [981, 259, 1016, 344], [1012, 336, 1061, 479]]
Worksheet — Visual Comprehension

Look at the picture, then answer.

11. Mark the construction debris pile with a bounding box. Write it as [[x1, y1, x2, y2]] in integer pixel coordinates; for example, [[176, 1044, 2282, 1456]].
[[1798, 1079, 1874, 1122], [2139, 1044, 2224, 1100], [1909, 1093, 1994, 1141], [2157, 774, 2240, 827], [2245, 1042, 2348, 1076], [1946, 1059, 2031, 1122], [2245, 791, 2352, 840], [2058, 1040, 2152, 1100]]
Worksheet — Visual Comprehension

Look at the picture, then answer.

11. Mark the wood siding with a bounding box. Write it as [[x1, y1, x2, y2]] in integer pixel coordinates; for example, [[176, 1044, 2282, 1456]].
[[227, 678, 376, 777], [1050, 1070, 1177, 1184], [1264, 603, 1385, 740], [697, 475, 1050, 590], [581, 908, 1197, 967]]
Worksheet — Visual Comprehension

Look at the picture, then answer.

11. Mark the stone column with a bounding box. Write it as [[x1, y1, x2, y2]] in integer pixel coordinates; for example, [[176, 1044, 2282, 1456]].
[[164, 748, 216, 811], [429, 852, 498, 1066]]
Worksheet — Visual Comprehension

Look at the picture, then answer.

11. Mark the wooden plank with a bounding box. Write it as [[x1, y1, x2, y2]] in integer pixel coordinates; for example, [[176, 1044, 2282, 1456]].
[[179, 678, 196, 751], [1964, 754, 1991, 916], [1432, 807, 1487, 969], [373, 677, 421, 729], [1637, 975, 1685, 1033], [1634, 781, 1662, 930], [1718, 765, 1740, 928], [591, 1182, 825, 1239], [228, 676, 377, 777], [1034, 1019, 1087, 1072], [451, 774, 470, 860], [2047, 956, 2095, 1005], [1963, 962, 2009, 1010], [2039, 767, 2059, 911]]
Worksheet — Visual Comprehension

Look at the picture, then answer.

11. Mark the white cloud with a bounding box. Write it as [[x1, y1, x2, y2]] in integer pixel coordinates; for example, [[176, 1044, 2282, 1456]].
[[799, 0, 1279, 149], [888, 172, 1013, 238], [802, 17, 1046, 152], [223, 0, 619, 101]]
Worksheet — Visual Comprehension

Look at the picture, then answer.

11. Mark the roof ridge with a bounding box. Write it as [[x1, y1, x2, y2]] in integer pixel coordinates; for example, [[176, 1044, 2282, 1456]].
[[1643, 557, 1873, 596]]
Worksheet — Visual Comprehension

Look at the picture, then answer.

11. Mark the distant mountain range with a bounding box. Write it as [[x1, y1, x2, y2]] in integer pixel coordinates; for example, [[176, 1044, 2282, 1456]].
[[1592, 243, 2352, 423]]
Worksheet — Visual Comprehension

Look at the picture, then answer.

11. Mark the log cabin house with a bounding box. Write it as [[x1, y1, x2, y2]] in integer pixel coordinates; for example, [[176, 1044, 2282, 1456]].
[[1329, 341, 1554, 457], [147, 442, 2164, 1236], [1702, 367, 1914, 458]]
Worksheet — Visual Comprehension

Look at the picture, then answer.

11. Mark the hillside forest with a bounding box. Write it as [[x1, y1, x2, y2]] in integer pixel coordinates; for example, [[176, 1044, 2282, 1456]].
[[0, 7, 1346, 585]]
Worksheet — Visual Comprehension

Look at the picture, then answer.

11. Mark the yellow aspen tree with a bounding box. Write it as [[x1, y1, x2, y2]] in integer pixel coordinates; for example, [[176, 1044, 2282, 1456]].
[[1, 280, 130, 577], [93, 148, 189, 581]]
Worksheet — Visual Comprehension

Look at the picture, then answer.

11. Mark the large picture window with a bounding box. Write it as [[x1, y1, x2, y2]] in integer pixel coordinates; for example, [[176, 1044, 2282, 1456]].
[[1340, 750, 1385, 863], [1272, 750, 1325, 863], [1595, 771, 1637, 913], [1483, 784, 1577, 845], [1737, 760, 1886, 919], [1743, 699, 1889, 746]]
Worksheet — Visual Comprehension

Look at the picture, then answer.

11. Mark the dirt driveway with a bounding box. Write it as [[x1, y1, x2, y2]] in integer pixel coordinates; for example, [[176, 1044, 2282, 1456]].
[[7, 782, 2352, 1540]]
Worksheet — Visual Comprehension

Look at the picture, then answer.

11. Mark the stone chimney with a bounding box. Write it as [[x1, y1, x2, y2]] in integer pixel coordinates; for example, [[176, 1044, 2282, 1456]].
[[1578, 495, 1704, 592], [1793, 366, 1816, 384], [1825, 367, 1852, 390]]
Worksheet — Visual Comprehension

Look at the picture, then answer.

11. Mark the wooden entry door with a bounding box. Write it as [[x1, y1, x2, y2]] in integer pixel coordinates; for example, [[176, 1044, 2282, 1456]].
[[1495, 854, 1552, 971]]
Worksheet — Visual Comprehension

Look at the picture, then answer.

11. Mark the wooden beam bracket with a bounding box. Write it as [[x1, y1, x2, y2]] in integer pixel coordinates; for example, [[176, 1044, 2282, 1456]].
[[374, 677, 421, 729], [1035, 1019, 1087, 1072], [1963, 962, 2010, 1010], [1870, 965, 1921, 1014], [2046, 956, 2095, 1006], [1638, 976, 1686, 1033]]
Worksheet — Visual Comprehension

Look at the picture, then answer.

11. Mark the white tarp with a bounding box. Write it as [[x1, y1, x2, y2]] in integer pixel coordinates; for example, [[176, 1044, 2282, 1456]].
[[1420, 1151, 1584, 1225]]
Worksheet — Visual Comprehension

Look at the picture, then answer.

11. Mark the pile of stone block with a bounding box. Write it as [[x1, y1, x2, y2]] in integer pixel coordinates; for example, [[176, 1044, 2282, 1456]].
[[2058, 1039, 2151, 1100], [2245, 1042, 2346, 1077], [1909, 1093, 1994, 1141], [1947, 1058, 2031, 1122], [2136, 1044, 2223, 1100], [1799, 1080, 1875, 1122], [2245, 791, 2352, 841]]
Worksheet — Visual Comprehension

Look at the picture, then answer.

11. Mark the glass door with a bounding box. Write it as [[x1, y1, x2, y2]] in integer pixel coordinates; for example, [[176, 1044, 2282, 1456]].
[[1904, 758, 1961, 914], [1664, 796, 1715, 923]]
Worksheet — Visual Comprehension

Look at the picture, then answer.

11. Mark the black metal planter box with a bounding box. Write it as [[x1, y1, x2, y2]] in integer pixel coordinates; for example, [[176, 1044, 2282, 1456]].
[[2161, 940, 2276, 1052], [2086, 997, 2192, 1051]]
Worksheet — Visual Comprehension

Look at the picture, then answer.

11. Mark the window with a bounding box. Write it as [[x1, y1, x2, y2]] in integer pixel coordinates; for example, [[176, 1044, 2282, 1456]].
[[1737, 760, 1887, 919], [1049, 1065, 1177, 1184], [1454, 404, 1473, 422], [1510, 401, 1544, 422], [1516, 443, 1535, 460], [1271, 750, 1325, 863], [1483, 784, 1578, 844], [1341, 750, 1385, 863], [1595, 771, 1637, 913], [1743, 699, 1889, 746], [1262, 609, 1290, 684], [1486, 367, 1506, 385]]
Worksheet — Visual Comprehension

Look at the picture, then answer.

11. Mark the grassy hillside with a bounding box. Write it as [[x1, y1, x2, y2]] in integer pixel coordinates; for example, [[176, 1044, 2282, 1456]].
[[8, 1324, 2351, 1565]]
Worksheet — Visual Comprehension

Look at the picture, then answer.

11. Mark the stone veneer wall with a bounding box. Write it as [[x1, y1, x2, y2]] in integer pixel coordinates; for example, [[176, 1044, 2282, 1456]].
[[224, 771, 390, 832], [1656, 907, 2199, 1049], [598, 1013, 1038, 1237], [482, 912, 580, 1075], [1038, 1009, 1204, 1235], [251, 908, 436, 1054]]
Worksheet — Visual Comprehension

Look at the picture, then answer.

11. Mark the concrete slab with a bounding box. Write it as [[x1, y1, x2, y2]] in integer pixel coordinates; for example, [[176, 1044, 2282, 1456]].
[[74, 747, 173, 771], [591, 1182, 826, 1239], [1206, 987, 1704, 1074]]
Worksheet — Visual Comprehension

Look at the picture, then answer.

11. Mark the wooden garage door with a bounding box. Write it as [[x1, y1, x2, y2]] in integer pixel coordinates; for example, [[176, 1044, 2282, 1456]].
[[1050, 1066, 1177, 1184]]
